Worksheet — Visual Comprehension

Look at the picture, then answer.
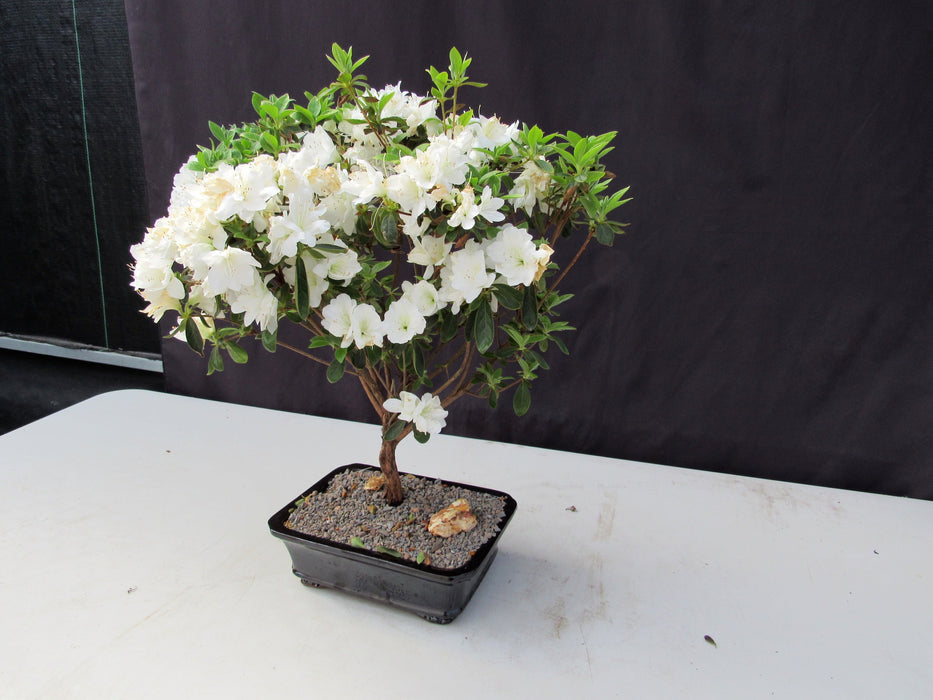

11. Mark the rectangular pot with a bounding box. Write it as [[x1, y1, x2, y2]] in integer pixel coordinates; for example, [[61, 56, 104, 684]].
[[268, 464, 517, 623]]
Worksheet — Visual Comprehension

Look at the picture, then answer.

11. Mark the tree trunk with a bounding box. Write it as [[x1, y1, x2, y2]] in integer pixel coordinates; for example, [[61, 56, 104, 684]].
[[378, 438, 404, 506]]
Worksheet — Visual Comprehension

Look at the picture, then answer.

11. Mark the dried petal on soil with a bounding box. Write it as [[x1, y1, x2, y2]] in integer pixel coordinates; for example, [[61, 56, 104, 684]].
[[427, 498, 478, 538], [364, 474, 385, 491]]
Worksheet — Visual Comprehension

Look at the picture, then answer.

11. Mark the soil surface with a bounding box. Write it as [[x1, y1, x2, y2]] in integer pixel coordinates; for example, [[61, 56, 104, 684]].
[[284, 467, 508, 570]]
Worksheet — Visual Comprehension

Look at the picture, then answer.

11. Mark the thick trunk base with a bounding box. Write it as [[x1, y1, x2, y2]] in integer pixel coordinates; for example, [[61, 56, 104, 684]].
[[379, 439, 404, 506]]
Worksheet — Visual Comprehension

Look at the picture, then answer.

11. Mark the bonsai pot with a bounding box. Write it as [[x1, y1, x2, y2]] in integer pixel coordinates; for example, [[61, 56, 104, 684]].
[[268, 464, 517, 623]]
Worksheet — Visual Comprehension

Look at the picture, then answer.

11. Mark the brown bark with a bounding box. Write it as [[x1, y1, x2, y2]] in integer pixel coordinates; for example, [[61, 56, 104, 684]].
[[378, 438, 404, 506]]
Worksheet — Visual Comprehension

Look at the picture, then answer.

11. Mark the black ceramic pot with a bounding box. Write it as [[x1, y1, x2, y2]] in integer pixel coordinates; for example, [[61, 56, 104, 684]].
[[268, 464, 517, 623]]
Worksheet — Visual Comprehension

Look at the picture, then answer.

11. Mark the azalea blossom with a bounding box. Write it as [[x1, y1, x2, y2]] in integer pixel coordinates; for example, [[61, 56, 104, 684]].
[[342, 160, 387, 205], [383, 297, 427, 344], [485, 224, 541, 287], [382, 391, 420, 421], [410, 393, 447, 435], [320, 293, 357, 347], [509, 160, 552, 214], [313, 246, 362, 283], [282, 251, 330, 308], [407, 233, 451, 278], [228, 279, 279, 333], [382, 391, 448, 435], [265, 196, 330, 263], [349, 303, 384, 349], [401, 279, 442, 316], [385, 171, 433, 216], [441, 240, 495, 306], [214, 155, 280, 224], [448, 185, 505, 229], [447, 186, 482, 230], [201, 247, 261, 295], [469, 115, 519, 151]]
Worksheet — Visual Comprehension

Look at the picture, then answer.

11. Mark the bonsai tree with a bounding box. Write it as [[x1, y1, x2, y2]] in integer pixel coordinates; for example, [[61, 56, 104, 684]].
[[131, 45, 630, 505]]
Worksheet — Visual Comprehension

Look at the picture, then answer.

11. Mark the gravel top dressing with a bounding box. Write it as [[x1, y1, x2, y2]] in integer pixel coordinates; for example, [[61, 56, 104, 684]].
[[284, 468, 507, 571]]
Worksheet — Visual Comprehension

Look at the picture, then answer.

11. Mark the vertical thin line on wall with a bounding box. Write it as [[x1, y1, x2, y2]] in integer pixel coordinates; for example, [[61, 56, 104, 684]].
[[71, 0, 110, 348]]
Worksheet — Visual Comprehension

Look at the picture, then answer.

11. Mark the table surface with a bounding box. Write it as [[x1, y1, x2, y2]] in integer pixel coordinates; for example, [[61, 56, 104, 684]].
[[1, 390, 931, 699]]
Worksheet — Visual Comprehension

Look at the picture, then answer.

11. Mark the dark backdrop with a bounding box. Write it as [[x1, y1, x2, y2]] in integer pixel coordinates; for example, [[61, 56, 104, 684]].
[[0, 0, 156, 352], [124, 1, 933, 499]]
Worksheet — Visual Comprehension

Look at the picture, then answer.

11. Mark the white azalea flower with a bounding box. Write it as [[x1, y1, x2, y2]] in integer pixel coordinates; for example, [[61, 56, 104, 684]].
[[476, 186, 506, 224], [321, 293, 357, 347], [382, 391, 420, 421], [411, 393, 447, 435], [201, 247, 261, 295], [137, 287, 182, 322], [401, 280, 442, 316], [266, 197, 330, 263], [448, 185, 505, 230], [382, 391, 448, 436], [313, 246, 362, 283], [383, 297, 426, 344], [215, 154, 280, 223], [509, 160, 552, 215], [229, 279, 279, 333], [350, 303, 384, 349], [442, 240, 495, 305], [399, 212, 431, 240], [342, 160, 387, 205], [469, 115, 519, 151], [447, 186, 482, 230], [407, 234, 451, 278], [130, 228, 180, 295], [485, 224, 540, 287], [318, 189, 357, 234], [288, 250, 330, 308], [296, 126, 338, 169], [385, 172, 432, 216]]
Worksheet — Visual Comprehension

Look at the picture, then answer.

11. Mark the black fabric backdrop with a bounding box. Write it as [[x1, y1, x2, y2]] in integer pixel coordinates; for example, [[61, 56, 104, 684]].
[[0, 0, 156, 352], [125, 1, 933, 499]]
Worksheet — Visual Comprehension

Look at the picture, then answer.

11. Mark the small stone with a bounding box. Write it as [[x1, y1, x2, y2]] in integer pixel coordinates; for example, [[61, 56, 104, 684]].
[[427, 498, 478, 538], [364, 474, 385, 491]]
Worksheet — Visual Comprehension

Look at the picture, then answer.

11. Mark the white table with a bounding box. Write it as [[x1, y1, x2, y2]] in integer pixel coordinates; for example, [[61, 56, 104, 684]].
[[1, 390, 931, 698]]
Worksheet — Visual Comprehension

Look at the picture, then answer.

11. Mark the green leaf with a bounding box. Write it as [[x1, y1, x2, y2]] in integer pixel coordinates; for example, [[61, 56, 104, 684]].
[[184, 319, 204, 355], [261, 330, 277, 353], [295, 254, 310, 319], [521, 285, 538, 331], [492, 283, 523, 310], [312, 243, 348, 255], [513, 381, 531, 417], [350, 536, 365, 548], [413, 429, 430, 444], [326, 359, 345, 383], [308, 335, 333, 349], [595, 223, 615, 246], [383, 420, 407, 442], [416, 551, 426, 565], [375, 545, 403, 558], [208, 121, 227, 144], [207, 345, 224, 375], [440, 310, 458, 343], [474, 302, 495, 353], [226, 342, 249, 364], [374, 209, 399, 248], [260, 131, 278, 154]]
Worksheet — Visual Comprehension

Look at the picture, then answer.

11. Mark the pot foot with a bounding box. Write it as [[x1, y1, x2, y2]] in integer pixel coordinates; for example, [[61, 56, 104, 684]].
[[420, 613, 456, 624]]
